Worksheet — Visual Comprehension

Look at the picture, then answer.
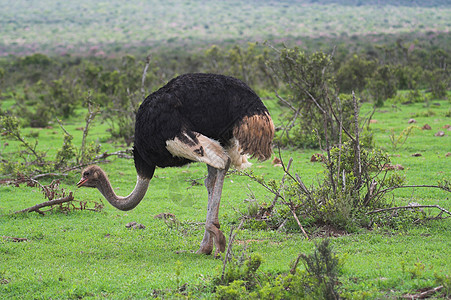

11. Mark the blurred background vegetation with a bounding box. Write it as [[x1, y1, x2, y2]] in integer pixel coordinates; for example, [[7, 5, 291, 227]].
[[0, 0, 449, 145]]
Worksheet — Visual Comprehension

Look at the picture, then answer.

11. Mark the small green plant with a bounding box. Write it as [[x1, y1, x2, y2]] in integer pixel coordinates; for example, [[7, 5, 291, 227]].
[[411, 109, 436, 118], [175, 260, 184, 290], [0, 112, 46, 167], [214, 239, 342, 299], [388, 125, 418, 150], [401, 260, 428, 280], [217, 252, 263, 290], [1, 104, 101, 176], [54, 134, 77, 169], [298, 239, 342, 299], [407, 261, 426, 279]]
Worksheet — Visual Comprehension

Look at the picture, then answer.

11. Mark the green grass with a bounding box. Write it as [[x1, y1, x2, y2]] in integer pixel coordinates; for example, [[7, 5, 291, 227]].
[[1, 98, 450, 298]]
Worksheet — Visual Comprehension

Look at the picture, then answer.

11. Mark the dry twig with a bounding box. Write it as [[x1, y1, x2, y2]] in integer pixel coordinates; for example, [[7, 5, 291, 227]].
[[94, 149, 133, 160], [141, 55, 151, 99], [352, 91, 362, 190], [401, 285, 444, 299], [367, 204, 451, 216], [290, 253, 303, 275], [2, 236, 28, 242], [221, 218, 246, 282], [79, 99, 100, 164], [268, 156, 293, 211], [14, 193, 74, 215]]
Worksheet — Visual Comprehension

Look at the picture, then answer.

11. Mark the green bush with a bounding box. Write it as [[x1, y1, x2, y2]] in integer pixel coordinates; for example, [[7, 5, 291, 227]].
[[336, 54, 377, 93], [424, 69, 449, 100], [214, 239, 341, 299], [270, 47, 354, 148], [365, 65, 398, 106]]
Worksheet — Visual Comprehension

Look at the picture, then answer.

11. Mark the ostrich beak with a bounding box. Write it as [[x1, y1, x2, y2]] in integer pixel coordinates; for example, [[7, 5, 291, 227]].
[[77, 177, 88, 187]]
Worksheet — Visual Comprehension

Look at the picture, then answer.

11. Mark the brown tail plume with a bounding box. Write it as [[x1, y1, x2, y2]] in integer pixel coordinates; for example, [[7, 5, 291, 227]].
[[233, 112, 274, 161]]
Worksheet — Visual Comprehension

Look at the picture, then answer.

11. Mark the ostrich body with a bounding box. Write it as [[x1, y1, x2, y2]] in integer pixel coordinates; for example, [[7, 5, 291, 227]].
[[77, 73, 274, 256]]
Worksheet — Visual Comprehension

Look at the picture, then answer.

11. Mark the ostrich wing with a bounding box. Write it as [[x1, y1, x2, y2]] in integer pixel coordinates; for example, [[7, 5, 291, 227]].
[[166, 131, 229, 170]]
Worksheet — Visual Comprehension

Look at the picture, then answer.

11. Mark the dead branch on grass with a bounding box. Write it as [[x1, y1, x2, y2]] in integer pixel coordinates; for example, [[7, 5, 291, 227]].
[[94, 149, 133, 160], [401, 285, 444, 299], [367, 204, 451, 217], [14, 194, 74, 215], [366, 184, 451, 206], [32, 172, 68, 180], [2, 236, 28, 242], [7, 176, 104, 215]]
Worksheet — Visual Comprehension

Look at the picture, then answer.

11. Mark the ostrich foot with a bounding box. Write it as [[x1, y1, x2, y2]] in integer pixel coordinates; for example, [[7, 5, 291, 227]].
[[197, 223, 226, 256], [196, 230, 213, 255], [213, 229, 226, 257]]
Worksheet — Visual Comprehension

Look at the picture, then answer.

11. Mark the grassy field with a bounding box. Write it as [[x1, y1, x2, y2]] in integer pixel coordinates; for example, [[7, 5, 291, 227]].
[[1, 0, 450, 56], [1, 0, 450, 298], [1, 95, 450, 298]]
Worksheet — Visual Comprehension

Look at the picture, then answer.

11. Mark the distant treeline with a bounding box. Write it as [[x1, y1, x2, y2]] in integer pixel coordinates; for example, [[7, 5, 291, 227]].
[[0, 33, 451, 147], [0, 31, 449, 145]]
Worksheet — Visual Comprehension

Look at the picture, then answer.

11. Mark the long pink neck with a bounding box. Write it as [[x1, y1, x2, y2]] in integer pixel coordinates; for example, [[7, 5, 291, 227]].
[[97, 176, 150, 211]]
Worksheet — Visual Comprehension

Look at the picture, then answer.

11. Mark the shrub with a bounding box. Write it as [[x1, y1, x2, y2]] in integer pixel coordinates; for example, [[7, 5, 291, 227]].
[[424, 69, 449, 100], [336, 54, 377, 93], [213, 239, 341, 299], [365, 65, 398, 107], [242, 140, 400, 231], [299, 239, 342, 299], [269, 47, 356, 148]]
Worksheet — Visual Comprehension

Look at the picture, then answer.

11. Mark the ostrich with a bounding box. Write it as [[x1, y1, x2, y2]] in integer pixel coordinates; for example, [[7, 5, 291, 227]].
[[77, 73, 274, 256]]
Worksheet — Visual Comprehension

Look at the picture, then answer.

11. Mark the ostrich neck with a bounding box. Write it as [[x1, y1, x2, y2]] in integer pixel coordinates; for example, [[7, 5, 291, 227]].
[[98, 176, 150, 211]]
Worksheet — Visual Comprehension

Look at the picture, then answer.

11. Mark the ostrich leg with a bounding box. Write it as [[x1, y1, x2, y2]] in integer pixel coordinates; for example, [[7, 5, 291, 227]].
[[197, 160, 230, 256], [196, 166, 216, 255]]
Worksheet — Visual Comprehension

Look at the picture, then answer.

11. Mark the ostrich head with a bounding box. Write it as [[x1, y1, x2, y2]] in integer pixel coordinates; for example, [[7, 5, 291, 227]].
[[77, 165, 105, 188], [76, 165, 150, 211]]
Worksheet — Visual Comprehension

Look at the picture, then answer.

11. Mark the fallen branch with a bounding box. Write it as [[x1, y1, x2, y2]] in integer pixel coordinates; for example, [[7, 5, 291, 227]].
[[367, 183, 451, 205], [32, 173, 68, 180], [290, 208, 309, 240], [2, 236, 28, 242], [367, 204, 451, 216], [376, 184, 451, 194], [402, 285, 444, 299], [14, 193, 74, 215], [94, 149, 133, 160]]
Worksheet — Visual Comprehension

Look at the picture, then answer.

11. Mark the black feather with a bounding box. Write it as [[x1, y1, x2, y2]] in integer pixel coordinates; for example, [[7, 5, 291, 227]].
[[134, 73, 270, 177]]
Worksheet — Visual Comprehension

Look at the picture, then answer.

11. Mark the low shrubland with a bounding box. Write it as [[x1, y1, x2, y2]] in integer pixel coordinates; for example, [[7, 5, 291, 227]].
[[1, 39, 450, 298]]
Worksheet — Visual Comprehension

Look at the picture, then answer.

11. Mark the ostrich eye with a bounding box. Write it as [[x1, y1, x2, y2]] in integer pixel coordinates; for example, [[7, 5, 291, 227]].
[[84, 171, 90, 177]]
